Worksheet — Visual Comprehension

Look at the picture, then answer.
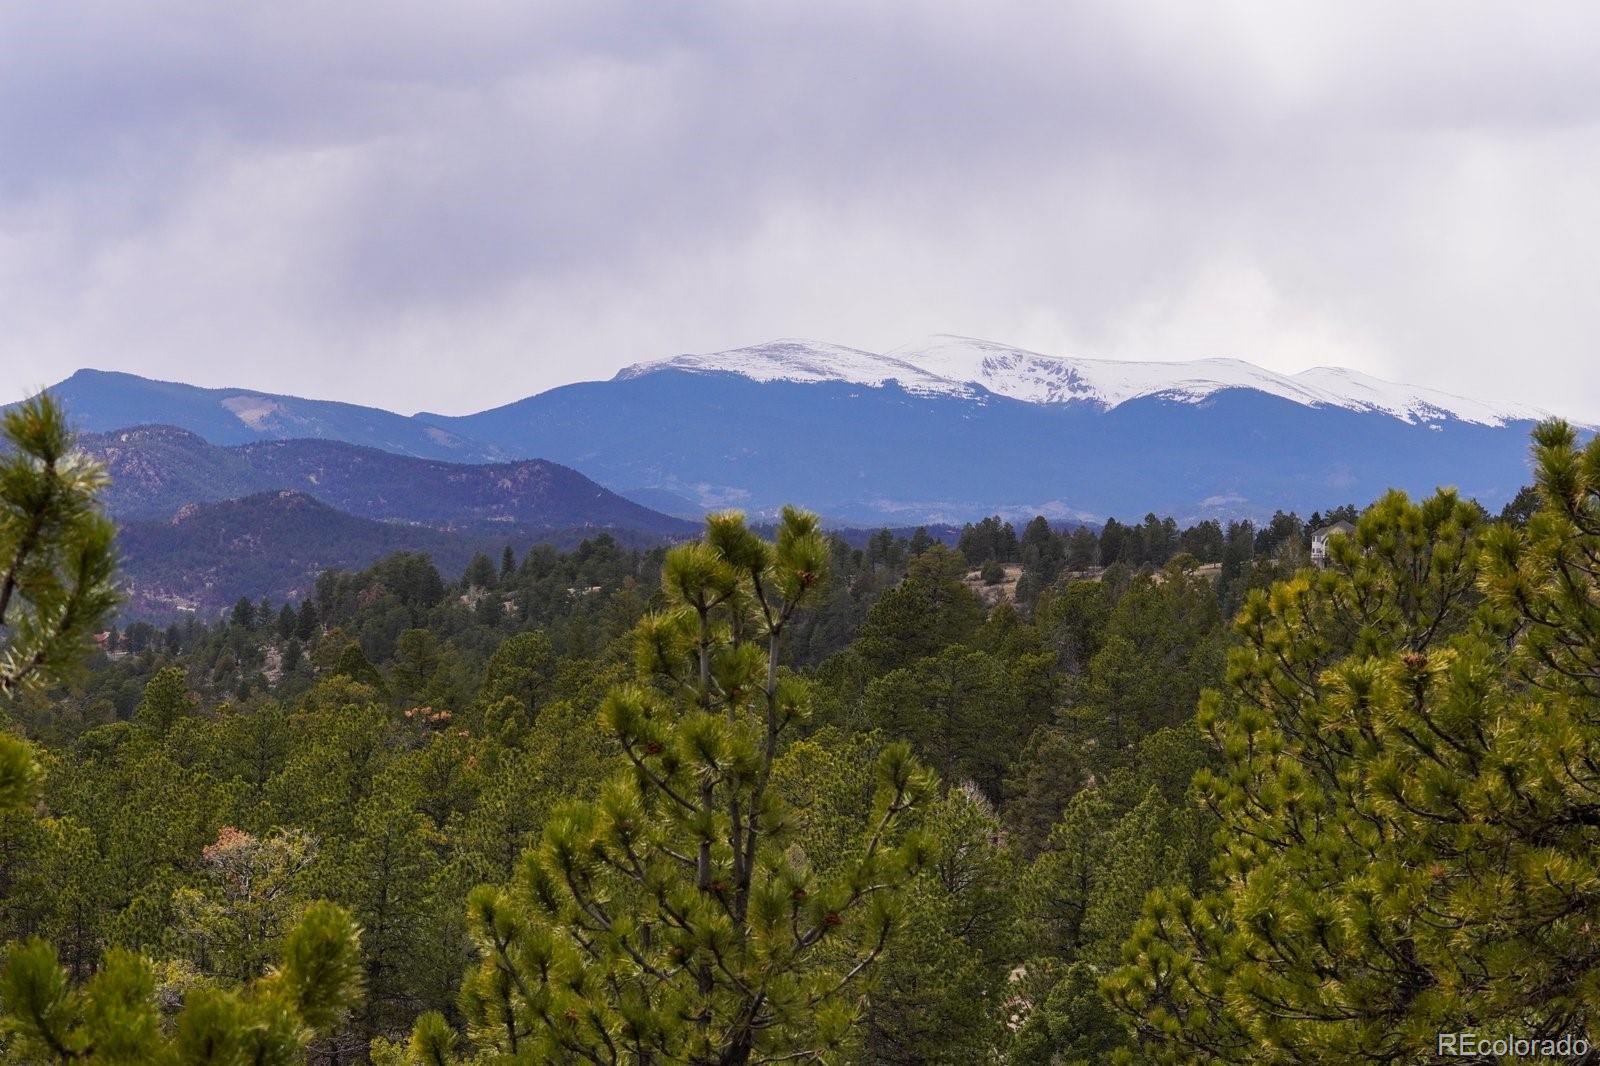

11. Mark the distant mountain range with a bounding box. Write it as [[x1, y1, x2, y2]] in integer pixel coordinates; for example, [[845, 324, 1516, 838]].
[[79, 425, 690, 532], [423, 337, 1560, 522], [616, 336, 1549, 425], [22, 337, 1572, 527]]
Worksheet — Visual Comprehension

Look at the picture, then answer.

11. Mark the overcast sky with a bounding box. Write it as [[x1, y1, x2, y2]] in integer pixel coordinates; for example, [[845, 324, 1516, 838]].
[[4, 2, 1599, 419]]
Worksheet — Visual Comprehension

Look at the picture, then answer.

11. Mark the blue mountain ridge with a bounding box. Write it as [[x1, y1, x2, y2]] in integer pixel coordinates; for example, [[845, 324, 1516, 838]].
[[38, 369, 499, 461], [418, 370, 1543, 523], [19, 361, 1557, 525]]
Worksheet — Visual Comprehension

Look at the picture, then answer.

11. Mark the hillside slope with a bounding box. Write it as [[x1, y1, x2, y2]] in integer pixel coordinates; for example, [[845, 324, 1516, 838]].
[[115, 490, 676, 619], [80, 425, 692, 533]]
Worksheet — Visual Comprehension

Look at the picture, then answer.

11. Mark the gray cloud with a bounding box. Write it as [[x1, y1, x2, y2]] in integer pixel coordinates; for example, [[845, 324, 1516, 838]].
[[4, 1, 1599, 420]]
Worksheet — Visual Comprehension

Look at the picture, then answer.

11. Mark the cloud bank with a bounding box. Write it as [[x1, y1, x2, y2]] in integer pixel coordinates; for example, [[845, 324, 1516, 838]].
[[4, 1, 1599, 419]]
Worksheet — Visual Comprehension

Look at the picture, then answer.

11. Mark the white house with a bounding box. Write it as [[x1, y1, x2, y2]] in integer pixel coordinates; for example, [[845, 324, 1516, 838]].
[[1310, 520, 1356, 567]]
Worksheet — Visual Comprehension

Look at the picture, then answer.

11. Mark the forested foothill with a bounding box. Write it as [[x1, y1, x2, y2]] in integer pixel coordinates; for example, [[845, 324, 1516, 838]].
[[2, 392, 1597, 1063]]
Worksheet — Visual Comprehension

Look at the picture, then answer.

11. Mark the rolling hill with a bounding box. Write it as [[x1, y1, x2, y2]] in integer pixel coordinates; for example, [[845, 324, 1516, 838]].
[[114, 490, 679, 619]]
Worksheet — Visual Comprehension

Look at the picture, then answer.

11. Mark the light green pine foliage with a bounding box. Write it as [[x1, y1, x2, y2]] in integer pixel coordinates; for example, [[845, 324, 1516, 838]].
[[1109, 428, 1600, 1062], [0, 394, 118, 699], [418, 508, 935, 1064]]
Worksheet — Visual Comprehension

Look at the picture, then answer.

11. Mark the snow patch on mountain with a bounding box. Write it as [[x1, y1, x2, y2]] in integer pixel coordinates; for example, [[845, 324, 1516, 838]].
[[618, 335, 1550, 428], [220, 395, 283, 430], [1288, 366, 1547, 428], [888, 336, 1551, 426], [890, 336, 1341, 410], [616, 339, 972, 398]]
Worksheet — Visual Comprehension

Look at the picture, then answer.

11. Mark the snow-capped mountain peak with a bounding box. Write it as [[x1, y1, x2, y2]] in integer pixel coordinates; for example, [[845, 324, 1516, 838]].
[[615, 339, 971, 397], [617, 334, 1550, 428], [886, 335, 1348, 410]]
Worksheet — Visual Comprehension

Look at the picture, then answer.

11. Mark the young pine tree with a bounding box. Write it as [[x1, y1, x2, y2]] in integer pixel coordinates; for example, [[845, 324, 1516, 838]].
[[1109, 426, 1600, 1062], [399, 508, 934, 1064], [1, 900, 364, 1062], [0, 394, 118, 700], [1, 392, 117, 829]]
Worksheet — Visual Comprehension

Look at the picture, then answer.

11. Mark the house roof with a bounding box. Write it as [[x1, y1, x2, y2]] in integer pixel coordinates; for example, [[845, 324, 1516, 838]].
[[1311, 520, 1356, 540]]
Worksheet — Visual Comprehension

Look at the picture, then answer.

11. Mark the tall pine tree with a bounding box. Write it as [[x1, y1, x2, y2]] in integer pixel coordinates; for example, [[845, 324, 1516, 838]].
[[402, 509, 934, 1064]]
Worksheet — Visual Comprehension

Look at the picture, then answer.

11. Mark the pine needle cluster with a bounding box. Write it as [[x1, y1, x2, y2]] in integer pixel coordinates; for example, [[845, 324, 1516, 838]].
[[0, 394, 118, 698]]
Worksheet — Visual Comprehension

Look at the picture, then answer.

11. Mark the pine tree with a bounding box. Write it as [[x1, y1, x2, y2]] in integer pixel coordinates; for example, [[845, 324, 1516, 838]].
[[1178, 519, 1224, 564], [864, 645, 1017, 798], [1009, 742, 1211, 1064], [463, 553, 496, 592], [1108, 434, 1600, 1062], [0, 900, 364, 1061], [477, 631, 556, 721], [853, 546, 984, 674], [391, 628, 444, 705], [331, 790, 452, 1044], [1098, 518, 1128, 566], [276, 602, 297, 641], [865, 528, 896, 570], [1064, 527, 1098, 571], [1497, 483, 1540, 527], [410, 509, 934, 1063], [1073, 564, 1223, 759], [0, 392, 116, 878], [0, 394, 118, 698], [860, 786, 1019, 1064], [295, 599, 321, 641], [171, 826, 318, 983], [134, 666, 192, 734], [332, 641, 387, 694]]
